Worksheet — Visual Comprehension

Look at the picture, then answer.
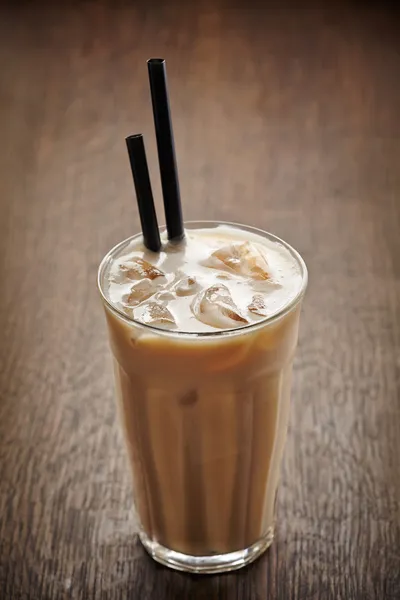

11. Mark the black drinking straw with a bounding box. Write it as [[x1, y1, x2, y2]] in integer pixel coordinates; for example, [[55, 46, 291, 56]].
[[147, 58, 184, 241], [125, 134, 161, 252]]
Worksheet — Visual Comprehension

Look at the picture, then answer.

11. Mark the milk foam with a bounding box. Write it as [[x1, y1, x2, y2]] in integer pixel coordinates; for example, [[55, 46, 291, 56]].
[[104, 225, 303, 332]]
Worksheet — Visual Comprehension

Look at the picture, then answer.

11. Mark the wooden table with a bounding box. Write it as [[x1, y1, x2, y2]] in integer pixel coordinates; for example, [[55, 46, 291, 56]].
[[1, 1, 399, 598]]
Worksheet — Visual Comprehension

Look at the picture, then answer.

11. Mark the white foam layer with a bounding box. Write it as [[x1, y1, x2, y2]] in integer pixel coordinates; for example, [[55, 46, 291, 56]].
[[105, 225, 303, 333]]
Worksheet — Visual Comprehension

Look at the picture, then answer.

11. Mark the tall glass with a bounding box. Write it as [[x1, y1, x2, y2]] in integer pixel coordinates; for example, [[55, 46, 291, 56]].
[[98, 221, 308, 573]]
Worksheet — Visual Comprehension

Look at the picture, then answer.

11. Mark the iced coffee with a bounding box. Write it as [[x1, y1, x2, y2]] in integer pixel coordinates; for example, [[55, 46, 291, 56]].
[[98, 221, 307, 573]]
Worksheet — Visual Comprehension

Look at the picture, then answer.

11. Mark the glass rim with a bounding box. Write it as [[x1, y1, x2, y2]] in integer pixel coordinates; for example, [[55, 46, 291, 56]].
[[97, 220, 308, 339]]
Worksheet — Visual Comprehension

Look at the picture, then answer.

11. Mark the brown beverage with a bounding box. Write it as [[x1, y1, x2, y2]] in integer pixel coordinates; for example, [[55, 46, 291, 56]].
[[98, 221, 307, 573]]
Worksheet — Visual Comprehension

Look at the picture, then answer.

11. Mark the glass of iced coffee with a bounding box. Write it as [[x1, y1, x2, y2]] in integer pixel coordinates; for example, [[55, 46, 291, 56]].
[[98, 220, 307, 573]]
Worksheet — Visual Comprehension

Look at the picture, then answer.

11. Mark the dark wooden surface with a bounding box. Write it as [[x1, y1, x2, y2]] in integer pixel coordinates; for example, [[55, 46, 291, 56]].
[[1, 1, 399, 598]]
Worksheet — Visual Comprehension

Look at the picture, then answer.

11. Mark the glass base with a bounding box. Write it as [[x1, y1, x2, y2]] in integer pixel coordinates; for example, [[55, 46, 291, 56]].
[[139, 528, 274, 574]]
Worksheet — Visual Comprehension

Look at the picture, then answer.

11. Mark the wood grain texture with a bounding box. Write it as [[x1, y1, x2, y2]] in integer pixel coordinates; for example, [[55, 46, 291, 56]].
[[1, 1, 399, 598]]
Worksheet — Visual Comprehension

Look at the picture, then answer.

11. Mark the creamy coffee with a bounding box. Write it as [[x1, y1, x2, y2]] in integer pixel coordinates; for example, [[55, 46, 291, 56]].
[[98, 222, 307, 572]]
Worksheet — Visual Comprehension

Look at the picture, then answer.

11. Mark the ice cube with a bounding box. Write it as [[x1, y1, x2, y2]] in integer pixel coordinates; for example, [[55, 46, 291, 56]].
[[191, 284, 249, 329], [121, 280, 157, 306], [118, 258, 165, 281], [155, 290, 176, 303], [203, 242, 270, 281], [248, 294, 269, 317], [174, 275, 200, 297], [135, 302, 177, 329]]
